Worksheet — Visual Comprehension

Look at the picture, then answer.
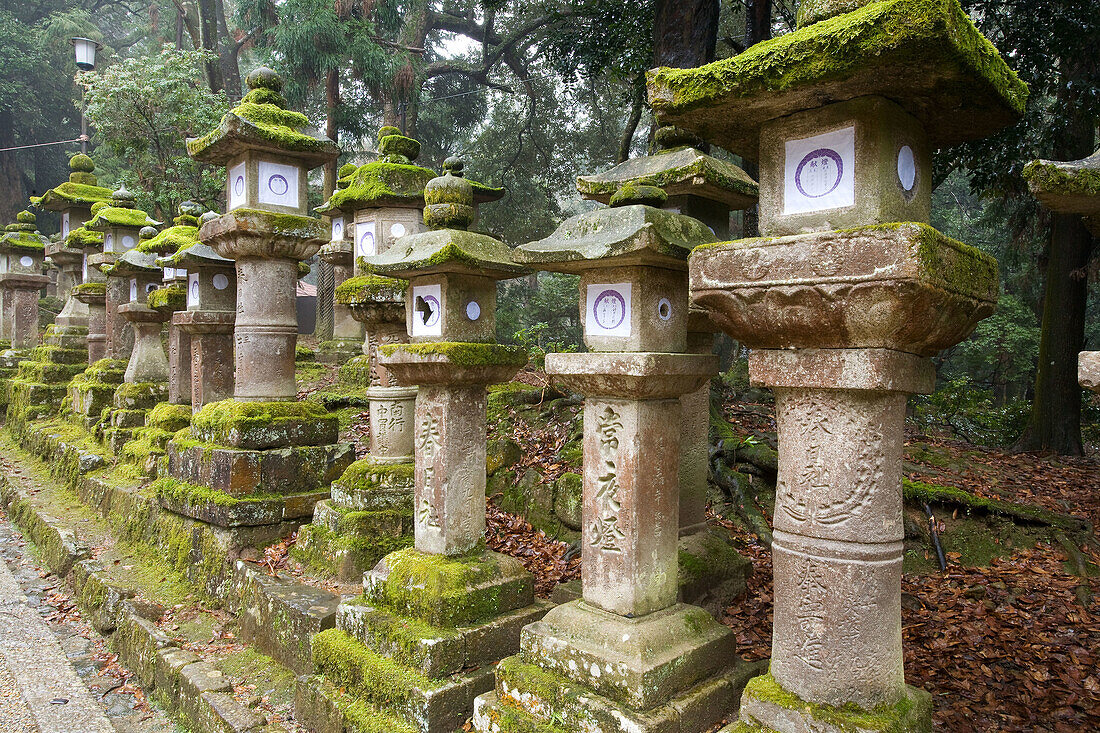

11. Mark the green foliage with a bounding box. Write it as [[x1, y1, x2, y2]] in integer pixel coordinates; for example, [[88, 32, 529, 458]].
[[496, 272, 582, 354], [80, 46, 229, 218], [939, 294, 1040, 392], [910, 378, 1030, 447]]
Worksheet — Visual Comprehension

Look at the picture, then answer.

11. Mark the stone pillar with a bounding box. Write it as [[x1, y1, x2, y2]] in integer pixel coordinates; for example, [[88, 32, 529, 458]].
[[100, 262, 134, 361], [233, 256, 299, 401], [680, 311, 717, 535], [168, 326, 192, 405], [316, 238, 364, 364], [118, 305, 170, 384], [8, 282, 45, 349], [74, 279, 108, 364], [48, 245, 89, 333]]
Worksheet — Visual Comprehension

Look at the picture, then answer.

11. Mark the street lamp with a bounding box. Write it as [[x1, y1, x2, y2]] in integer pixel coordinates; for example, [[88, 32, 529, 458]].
[[70, 37, 101, 154]]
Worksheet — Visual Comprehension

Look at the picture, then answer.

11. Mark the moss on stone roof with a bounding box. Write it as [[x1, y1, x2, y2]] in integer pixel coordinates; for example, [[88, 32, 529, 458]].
[[365, 229, 525, 280], [317, 162, 435, 214], [86, 205, 160, 231], [1023, 154, 1100, 199], [137, 224, 200, 255], [647, 0, 1028, 157], [187, 69, 339, 167], [379, 342, 528, 368], [147, 285, 187, 312], [32, 180, 114, 210], [0, 230, 48, 252], [577, 146, 758, 209], [65, 227, 103, 249]]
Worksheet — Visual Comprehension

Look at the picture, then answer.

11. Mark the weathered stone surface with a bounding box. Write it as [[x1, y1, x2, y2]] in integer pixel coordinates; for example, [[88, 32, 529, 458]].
[[174, 310, 235, 409], [118, 302, 170, 383], [690, 223, 998, 357], [166, 439, 354, 496], [1023, 148, 1100, 227], [729, 674, 933, 733], [364, 548, 534, 629], [237, 565, 341, 674], [520, 600, 736, 710], [367, 385, 417, 463], [547, 351, 717, 399], [1080, 351, 1100, 393], [190, 399, 339, 449]]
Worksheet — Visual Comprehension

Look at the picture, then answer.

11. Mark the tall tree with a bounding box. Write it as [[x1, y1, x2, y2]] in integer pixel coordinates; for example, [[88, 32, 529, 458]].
[[942, 0, 1100, 454]]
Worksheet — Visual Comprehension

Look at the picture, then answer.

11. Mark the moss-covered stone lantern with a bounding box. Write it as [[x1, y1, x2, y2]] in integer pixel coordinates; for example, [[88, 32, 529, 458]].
[[1023, 149, 1100, 394], [0, 211, 50, 350], [101, 247, 171, 452], [646, 0, 1023, 729], [139, 204, 202, 406], [152, 67, 351, 535], [302, 169, 549, 733], [85, 187, 160, 367], [159, 237, 237, 410], [474, 186, 749, 733], [314, 162, 364, 364], [33, 153, 113, 348], [576, 127, 760, 614]]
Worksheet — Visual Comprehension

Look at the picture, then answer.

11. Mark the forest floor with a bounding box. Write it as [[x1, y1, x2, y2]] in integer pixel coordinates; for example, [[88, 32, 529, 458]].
[[293, 358, 1100, 732]]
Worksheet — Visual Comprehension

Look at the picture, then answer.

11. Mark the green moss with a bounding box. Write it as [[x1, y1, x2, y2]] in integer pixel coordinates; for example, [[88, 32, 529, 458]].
[[380, 342, 528, 368], [336, 458, 415, 491], [86, 206, 159, 230], [32, 180, 114, 208], [1023, 158, 1100, 197], [319, 162, 435, 213], [740, 672, 928, 732], [146, 285, 186, 312], [648, 0, 1027, 119], [72, 281, 106, 297], [334, 274, 406, 305], [191, 398, 330, 441], [63, 227, 103, 249], [312, 628, 440, 704], [369, 231, 525, 277], [295, 344, 316, 362], [114, 381, 163, 401], [150, 477, 278, 508], [0, 230, 47, 252], [136, 225, 199, 254], [226, 207, 327, 239], [903, 478, 1085, 531], [578, 149, 759, 202], [146, 402, 191, 432]]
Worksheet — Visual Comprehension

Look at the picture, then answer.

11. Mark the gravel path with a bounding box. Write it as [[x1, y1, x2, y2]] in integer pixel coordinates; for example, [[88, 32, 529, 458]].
[[0, 541, 116, 733]]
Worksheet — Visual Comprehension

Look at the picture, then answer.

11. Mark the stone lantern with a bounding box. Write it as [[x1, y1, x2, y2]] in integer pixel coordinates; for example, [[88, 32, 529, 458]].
[[85, 186, 161, 364], [303, 169, 548, 733], [474, 186, 750, 733], [138, 203, 204, 405], [574, 127, 759, 613], [0, 211, 50, 350], [314, 162, 364, 364], [155, 67, 351, 534], [103, 246, 173, 452], [159, 237, 237, 410], [648, 0, 1022, 729], [32, 153, 113, 348], [1023, 150, 1100, 395]]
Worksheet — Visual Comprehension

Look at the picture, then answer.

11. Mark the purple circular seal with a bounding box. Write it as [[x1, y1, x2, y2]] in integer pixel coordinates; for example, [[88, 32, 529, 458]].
[[268, 174, 289, 196], [359, 230, 375, 255], [794, 148, 844, 198], [422, 295, 441, 327], [592, 289, 627, 330], [233, 175, 245, 197]]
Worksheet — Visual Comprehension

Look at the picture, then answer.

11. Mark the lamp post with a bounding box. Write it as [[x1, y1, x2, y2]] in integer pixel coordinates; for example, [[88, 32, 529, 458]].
[[70, 37, 100, 154]]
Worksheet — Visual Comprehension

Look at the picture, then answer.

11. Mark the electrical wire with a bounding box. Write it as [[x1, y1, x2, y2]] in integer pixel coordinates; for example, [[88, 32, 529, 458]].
[[0, 137, 86, 153]]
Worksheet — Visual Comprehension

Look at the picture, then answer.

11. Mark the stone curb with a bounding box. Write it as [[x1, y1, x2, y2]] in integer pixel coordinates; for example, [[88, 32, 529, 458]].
[[13, 421, 341, 673], [0, 473, 267, 732]]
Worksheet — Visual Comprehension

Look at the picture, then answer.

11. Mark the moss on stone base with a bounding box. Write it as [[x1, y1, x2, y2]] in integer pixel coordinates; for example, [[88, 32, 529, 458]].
[[735, 673, 932, 733], [311, 628, 440, 705], [191, 398, 335, 448], [146, 402, 191, 433], [151, 477, 278, 508], [380, 341, 528, 368]]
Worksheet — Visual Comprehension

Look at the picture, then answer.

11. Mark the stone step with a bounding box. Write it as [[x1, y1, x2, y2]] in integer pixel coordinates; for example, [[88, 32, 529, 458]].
[[363, 547, 534, 629], [472, 692, 569, 733], [486, 655, 760, 733], [153, 477, 328, 528], [16, 359, 85, 383], [311, 627, 495, 733], [294, 675, 419, 733], [29, 344, 87, 365], [294, 499, 413, 581], [336, 597, 553, 678]]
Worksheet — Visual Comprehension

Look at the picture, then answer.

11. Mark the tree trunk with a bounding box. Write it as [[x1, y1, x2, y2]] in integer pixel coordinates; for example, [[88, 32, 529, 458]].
[[214, 0, 242, 101], [196, 0, 225, 93], [617, 80, 645, 163], [324, 69, 340, 198], [1014, 213, 1094, 454], [652, 0, 719, 68], [1014, 58, 1096, 456], [0, 110, 24, 225], [744, 0, 774, 48]]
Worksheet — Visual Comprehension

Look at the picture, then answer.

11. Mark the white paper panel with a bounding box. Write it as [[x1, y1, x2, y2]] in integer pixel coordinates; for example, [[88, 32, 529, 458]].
[[228, 162, 246, 211], [585, 282, 632, 338], [257, 161, 299, 208], [783, 127, 855, 216], [411, 284, 442, 337]]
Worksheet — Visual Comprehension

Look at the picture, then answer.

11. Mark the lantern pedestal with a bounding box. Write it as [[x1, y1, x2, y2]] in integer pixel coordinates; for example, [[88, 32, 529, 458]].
[[316, 241, 363, 364], [175, 311, 236, 410]]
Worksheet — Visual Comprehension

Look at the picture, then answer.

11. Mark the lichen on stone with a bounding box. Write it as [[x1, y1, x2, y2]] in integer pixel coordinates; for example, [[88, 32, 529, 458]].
[[380, 342, 528, 368], [334, 274, 407, 306]]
